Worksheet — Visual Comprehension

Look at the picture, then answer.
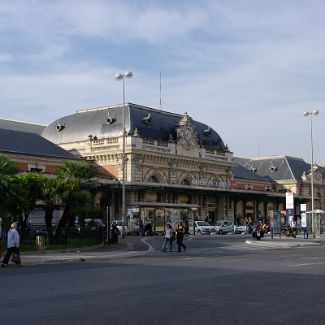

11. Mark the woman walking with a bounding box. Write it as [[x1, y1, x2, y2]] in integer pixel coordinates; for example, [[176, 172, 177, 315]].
[[176, 221, 187, 252], [162, 223, 174, 252]]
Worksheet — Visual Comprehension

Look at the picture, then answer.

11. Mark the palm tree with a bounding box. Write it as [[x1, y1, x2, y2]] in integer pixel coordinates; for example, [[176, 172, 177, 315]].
[[55, 161, 96, 237], [0, 155, 18, 219], [41, 176, 65, 241]]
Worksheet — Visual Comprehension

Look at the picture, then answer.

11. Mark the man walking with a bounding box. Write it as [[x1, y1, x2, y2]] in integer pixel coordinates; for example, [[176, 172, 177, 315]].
[[1, 222, 21, 267]]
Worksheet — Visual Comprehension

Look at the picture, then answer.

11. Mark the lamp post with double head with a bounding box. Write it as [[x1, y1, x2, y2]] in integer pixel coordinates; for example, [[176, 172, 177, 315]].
[[115, 71, 133, 237], [303, 110, 319, 238]]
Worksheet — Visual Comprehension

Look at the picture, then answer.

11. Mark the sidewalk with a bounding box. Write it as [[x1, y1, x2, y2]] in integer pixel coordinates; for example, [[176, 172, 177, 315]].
[[245, 234, 325, 248], [18, 236, 153, 266], [4, 234, 324, 267]]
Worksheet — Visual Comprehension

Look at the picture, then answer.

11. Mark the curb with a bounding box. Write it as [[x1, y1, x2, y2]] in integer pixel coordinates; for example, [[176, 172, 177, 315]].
[[19, 238, 154, 266], [245, 239, 321, 248], [21, 250, 152, 266]]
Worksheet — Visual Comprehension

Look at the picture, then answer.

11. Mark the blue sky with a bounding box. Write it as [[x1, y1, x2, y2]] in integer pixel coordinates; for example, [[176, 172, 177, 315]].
[[0, 0, 324, 163]]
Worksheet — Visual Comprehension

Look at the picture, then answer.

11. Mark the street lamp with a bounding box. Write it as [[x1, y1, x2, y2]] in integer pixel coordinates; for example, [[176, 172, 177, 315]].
[[303, 110, 319, 238], [115, 71, 133, 237]]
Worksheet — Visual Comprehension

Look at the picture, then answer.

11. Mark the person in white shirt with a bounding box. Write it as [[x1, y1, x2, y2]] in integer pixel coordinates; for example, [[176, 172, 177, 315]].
[[1, 222, 21, 267], [162, 223, 174, 252]]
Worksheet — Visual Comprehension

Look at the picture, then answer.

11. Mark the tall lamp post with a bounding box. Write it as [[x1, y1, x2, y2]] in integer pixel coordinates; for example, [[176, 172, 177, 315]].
[[115, 71, 133, 237], [303, 110, 319, 238]]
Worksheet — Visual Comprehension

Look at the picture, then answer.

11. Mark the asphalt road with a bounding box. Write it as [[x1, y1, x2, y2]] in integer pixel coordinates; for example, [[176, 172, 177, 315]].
[[2, 236, 325, 325]]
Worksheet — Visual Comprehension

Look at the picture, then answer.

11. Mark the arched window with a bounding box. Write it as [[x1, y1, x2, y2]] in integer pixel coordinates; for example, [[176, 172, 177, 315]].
[[148, 175, 159, 183], [181, 178, 190, 185]]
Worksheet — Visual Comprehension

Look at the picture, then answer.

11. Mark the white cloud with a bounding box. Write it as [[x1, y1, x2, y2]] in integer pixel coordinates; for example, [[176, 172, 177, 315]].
[[0, 0, 325, 162]]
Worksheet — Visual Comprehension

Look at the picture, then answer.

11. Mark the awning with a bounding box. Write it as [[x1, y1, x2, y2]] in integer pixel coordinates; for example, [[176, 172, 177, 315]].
[[129, 202, 200, 209], [306, 209, 325, 214]]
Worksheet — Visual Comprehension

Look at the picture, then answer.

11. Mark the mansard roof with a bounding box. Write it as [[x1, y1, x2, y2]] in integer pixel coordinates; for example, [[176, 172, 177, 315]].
[[0, 127, 77, 160], [235, 155, 311, 181], [41, 103, 227, 152], [233, 163, 269, 182]]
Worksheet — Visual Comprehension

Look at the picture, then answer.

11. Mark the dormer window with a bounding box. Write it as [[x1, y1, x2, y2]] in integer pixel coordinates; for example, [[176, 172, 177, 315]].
[[250, 166, 257, 172], [270, 165, 278, 172], [203, 127, 211, 136], [55, 123, 64, 132], [106, 112, 116, 125], [143, 113, 152, 125]]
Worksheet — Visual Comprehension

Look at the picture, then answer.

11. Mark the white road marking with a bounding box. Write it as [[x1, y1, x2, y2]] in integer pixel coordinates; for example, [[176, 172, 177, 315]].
[[288, 261, 325, 267]]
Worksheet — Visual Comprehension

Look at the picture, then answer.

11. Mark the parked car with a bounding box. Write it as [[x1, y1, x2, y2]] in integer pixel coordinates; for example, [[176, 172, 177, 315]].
[[74, 218, 106, 235], [84, 218, 106, 232], [189, 221, 215, 235], [214, 220, 234, 234], [235, 225, 248, 234]]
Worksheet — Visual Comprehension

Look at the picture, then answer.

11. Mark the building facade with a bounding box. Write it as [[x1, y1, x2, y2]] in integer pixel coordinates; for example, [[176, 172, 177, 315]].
[[237, 156, 325, 224], [4, 106, 324, 233], [42, 103, 291, 232]]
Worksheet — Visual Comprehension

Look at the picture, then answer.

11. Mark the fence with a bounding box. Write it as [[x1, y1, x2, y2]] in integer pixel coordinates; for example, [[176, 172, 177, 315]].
[[19, 227, 105, 252]]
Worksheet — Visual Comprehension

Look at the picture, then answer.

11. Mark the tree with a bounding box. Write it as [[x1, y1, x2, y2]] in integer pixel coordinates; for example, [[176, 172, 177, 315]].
[[15, 172, 45, 228], [0, 155, 18, 220], [55, 161, 96, 237], [41, 176, 65, 241]]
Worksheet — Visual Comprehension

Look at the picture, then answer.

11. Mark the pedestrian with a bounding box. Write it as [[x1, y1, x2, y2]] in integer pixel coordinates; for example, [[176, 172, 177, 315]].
[[1, 222, 21, 267], [0, 218, 5, 262], [162, 223, 174, 252], [176, 221, 187, 252]]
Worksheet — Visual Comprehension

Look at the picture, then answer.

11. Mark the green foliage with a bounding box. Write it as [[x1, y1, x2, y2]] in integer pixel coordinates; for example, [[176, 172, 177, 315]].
[[55, 161, 97, 231], [0, 155, 19, 218], [0, 155, 18, 176], [0, 156, 98, 232], [16, 172, 47, 208], [58, 161, 96, 190]]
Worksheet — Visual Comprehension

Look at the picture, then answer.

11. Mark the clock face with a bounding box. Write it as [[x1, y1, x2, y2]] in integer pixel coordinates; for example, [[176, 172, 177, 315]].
[[177, 124, 198, 149]]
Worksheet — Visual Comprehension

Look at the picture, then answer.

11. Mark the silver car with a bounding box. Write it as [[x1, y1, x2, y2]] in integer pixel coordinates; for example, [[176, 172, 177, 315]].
[[214, 220, 234, 234], [190, 221, 215, 235]]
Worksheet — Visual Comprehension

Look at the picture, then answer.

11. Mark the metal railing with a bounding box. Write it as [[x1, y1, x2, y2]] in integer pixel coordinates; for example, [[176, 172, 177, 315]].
[[19, 227, 105, 252]]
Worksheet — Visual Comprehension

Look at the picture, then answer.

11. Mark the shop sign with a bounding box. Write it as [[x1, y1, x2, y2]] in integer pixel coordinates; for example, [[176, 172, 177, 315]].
[[192, 179, 230, 188], [128, 208, 140, 213], [300, 204, 307, 212], [286, 191, 294, 209]]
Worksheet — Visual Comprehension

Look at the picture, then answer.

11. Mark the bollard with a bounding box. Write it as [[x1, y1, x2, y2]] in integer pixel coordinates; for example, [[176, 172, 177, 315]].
[[36, 235, 45, 250]]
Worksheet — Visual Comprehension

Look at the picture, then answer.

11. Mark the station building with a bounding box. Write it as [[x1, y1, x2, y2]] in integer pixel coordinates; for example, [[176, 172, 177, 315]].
[[41, 103, 304, 233], [2, 105, 325, 232]]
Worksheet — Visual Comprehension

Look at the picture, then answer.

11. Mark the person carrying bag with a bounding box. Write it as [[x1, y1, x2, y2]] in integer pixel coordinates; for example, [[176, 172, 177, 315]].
[[1, 222, 22, 267]]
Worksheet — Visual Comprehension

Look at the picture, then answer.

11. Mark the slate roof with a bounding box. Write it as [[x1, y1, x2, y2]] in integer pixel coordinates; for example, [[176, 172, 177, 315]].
[[41, 103, 227, 152], [0, 128, 77, 160], [235, 155, 311, 181], [233, 163, 269, 182], [0, 119, 45, 134]]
